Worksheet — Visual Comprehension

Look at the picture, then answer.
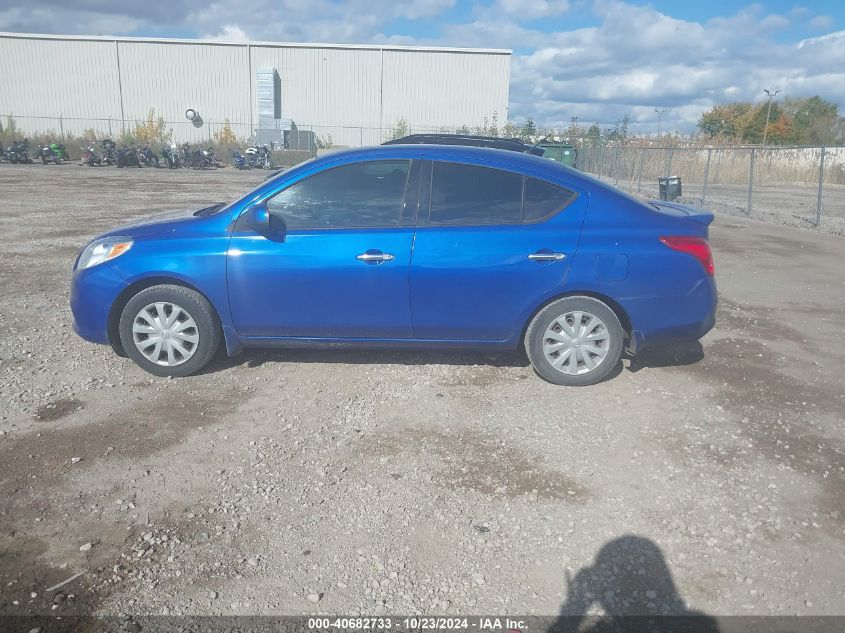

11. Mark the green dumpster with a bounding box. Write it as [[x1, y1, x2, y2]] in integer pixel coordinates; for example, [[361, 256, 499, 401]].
[[539, 143, 576, 167]]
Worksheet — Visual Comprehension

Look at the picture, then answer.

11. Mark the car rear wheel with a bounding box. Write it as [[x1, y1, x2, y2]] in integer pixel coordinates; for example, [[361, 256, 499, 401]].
[[525, 296, 624, 386], [118, 284, 220, 377]]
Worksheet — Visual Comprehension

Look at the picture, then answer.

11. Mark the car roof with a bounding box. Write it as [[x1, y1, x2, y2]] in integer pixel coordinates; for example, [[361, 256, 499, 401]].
[[382, 133, 545, 156], [316, 143, 574, 181]]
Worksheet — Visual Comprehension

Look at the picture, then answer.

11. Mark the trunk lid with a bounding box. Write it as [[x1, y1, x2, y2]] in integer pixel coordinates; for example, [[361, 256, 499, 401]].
[[650, 200, 714, 226]]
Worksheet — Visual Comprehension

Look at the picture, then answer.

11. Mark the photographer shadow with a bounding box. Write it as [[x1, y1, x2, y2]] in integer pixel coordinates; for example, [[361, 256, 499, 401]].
[[549, 535, 719, 633]]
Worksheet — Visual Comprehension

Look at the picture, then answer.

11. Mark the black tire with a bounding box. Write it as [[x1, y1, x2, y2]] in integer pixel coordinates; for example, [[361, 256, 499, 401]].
[[41, 154, 47, 165], [118, 284, 221, 377], [524, 296, 624, 386]]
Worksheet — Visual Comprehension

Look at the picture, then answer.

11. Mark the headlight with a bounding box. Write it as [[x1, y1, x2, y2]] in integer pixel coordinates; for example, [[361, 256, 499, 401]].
[[77, 237, 134, 271]]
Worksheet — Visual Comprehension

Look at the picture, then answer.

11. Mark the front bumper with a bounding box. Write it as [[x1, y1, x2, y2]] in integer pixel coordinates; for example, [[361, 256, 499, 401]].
[[70, 265, 128, 345]]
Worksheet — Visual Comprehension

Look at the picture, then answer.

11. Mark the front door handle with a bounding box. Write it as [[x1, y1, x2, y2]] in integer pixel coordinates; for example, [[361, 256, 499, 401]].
[[528, 251, 567, 261], [356, 250, 395, 263]]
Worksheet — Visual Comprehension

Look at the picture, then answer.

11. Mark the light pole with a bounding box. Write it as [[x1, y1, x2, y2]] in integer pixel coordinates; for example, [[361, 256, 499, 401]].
[[762, 88, 780, 146], [654, 108, 667, 139]]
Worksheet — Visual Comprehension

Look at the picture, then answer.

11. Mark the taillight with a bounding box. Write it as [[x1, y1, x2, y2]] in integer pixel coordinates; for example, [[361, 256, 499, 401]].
[[659, 236, 714, 276]]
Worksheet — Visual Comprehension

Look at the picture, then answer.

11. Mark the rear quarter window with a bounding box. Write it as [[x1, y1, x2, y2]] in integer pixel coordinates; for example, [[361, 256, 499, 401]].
[[523, 177, 578, 222]]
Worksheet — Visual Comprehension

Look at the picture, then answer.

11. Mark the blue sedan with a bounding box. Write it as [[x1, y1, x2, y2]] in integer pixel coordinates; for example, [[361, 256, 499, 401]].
[[70, 144, 716, 386]]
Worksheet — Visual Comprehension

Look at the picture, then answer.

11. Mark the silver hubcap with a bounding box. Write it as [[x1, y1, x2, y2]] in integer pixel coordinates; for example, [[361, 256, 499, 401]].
[[132, 302, 199, 367], [543, 311, 610, 375]]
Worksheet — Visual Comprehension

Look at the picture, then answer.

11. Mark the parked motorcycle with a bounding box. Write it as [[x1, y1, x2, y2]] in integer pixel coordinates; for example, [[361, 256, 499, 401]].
[[100, 139, 117, 165], [4, 140, 33, 164], [205, 146, 222, 168], [138, 146, 160, 168], [183, 144, 215, 169], [36, 142, 69, 164], [161, 144, 181, 168], [244, 145, 274, 169], [232, 150, 249, 170], [116, 146, 141, 168], [81, 145, 104, 166]]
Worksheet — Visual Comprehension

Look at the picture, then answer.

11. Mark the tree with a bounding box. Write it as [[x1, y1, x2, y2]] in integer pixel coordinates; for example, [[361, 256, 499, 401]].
[[521, 117, 537, 140], [698, 103, 753, 140], [786, 96, 839, 144], [213, 119, 238, 147], [604, 114, 631, 144], [388, 117, 409, 140], [698, 95, 840, 145], [501, 121, 521, 139], [585, 123, 602, 148], [133, 108, 172, 146]]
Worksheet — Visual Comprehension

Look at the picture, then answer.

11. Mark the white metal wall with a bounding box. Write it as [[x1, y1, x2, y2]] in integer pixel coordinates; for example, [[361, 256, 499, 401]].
[[382, 49, 511, 129], [0, 33, 511, 146]]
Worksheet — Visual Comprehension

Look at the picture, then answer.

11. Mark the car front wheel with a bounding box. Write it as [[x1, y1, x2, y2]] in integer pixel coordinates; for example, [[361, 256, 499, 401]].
[[118, 284, 221, 377], [525, 296, 624, 386]]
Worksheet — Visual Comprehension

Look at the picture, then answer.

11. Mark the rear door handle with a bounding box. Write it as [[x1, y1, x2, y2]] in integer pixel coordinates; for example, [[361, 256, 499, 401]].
[[528, 251, 567, 261], [356, 250, 395, 263]]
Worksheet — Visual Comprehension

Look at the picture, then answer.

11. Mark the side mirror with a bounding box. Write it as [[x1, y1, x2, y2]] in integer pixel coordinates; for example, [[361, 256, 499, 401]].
[[244, 202, 271, 233], [241, 202, 287, 241]]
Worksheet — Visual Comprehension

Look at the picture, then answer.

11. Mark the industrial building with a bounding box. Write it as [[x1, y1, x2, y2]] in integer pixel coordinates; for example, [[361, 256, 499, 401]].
[[0, 32, 511, 148]]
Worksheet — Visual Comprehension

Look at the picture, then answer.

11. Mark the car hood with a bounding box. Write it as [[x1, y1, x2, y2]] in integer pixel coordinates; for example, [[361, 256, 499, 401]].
[[97, 203, 227, 239]]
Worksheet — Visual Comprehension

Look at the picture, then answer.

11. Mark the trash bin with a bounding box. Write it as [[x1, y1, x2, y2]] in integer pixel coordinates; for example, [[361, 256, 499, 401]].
[[539, 143, 575, 167], [659, 176, 682, 201]]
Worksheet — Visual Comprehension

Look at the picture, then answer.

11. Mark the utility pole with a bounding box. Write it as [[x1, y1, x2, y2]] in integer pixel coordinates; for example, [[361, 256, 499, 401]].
[[762, 88, 780, 146], [654, 108, 667, 139]]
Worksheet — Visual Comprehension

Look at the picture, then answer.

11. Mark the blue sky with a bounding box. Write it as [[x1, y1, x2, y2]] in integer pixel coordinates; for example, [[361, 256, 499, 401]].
[[1, 0, 843, 133]]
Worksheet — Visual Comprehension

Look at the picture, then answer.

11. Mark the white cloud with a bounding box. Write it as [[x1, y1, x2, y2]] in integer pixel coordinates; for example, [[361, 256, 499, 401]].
[[495, 0, 570, 20], [1, 0, 843, 133], [202, 23, 248, 41], [398, 0, 456, 20], [809, 14, 834, 31]]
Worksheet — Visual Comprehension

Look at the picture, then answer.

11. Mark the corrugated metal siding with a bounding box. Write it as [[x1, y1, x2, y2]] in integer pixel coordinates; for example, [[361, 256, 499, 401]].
[[117, 40, 251, 125], [0, 33, 510, 145], [0, 36, 122, 119], [249, 45, 382, 126], [381, 49, 510, 129]]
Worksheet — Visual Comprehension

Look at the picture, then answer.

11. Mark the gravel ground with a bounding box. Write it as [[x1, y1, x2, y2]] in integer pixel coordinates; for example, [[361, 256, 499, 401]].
[[0, 163, 843, 619]]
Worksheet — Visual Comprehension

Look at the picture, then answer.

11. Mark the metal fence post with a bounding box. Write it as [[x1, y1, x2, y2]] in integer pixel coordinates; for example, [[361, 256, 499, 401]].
[[816, 147, 826, 226], [359, 126, 363, 147], [747, 148, 755, 215], [666, 146, 674, 178], [614, 149, 620, 186], [636, 148, 645, 193], [59, 115, 65, 142], [108, 116, 113, 138], [702, 148, 712, 205]]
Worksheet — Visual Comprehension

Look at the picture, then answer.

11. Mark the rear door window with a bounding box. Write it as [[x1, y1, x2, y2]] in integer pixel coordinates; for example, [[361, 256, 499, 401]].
[[429, 162, 522, 225]]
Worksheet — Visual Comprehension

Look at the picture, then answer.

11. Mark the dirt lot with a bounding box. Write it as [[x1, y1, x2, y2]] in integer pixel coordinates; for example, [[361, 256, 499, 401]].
[[0, 163, 844, 619]]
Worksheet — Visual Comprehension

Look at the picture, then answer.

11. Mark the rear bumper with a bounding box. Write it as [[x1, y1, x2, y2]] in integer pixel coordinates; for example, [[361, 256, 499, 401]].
[[624, 277, 717, 353]]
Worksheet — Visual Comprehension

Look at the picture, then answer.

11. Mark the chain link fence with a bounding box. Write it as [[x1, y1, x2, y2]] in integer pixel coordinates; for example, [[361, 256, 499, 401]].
[[3, 113, 844, 230], [576, 145, 845, 230], [0, 114, 473, 152]]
